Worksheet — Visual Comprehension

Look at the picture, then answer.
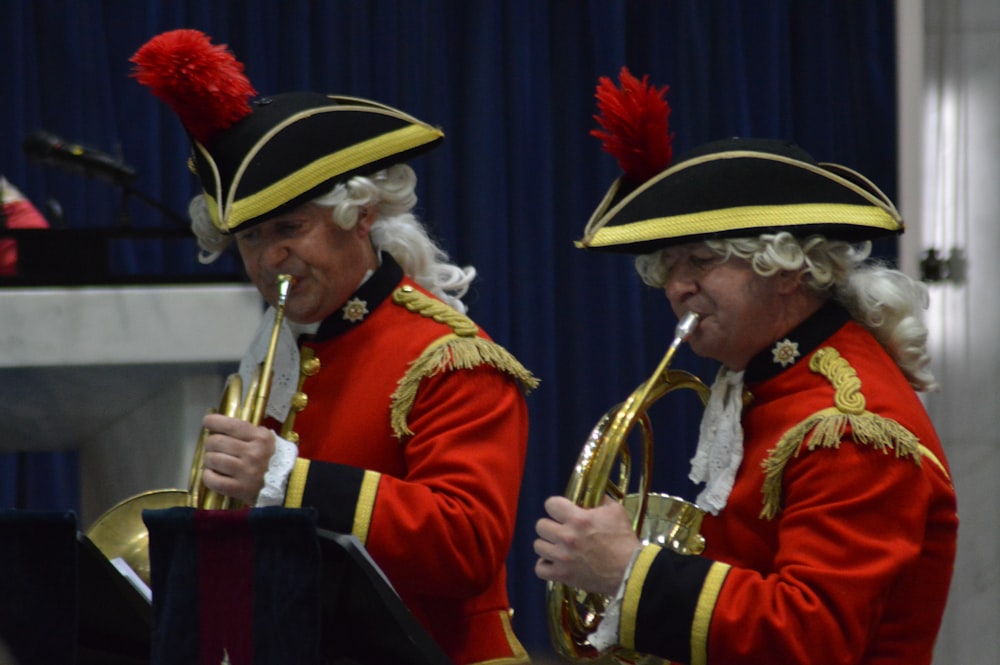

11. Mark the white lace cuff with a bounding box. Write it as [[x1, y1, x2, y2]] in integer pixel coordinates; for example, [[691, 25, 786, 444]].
[[589, 545, 645, 652], [255, 433, 299, 507]]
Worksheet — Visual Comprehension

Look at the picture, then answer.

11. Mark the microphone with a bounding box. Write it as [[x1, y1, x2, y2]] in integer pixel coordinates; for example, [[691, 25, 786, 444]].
[[23, 130, 136, 186]]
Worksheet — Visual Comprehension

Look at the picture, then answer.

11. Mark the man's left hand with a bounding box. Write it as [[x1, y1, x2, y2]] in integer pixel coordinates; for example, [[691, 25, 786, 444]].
[[533, 495, 641, 596]]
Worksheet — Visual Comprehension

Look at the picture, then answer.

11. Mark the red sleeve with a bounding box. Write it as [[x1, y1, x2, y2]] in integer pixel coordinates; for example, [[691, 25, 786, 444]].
[[369, 364, 528, 597], [300, 364, 529, 599], [706, 444, 928, 663], [630, 441, 951, 665]]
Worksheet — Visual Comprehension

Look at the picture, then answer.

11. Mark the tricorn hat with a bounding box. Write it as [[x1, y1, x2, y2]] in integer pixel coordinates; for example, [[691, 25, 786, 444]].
[[131, 30, 444, 234], [578, 69, 903, 254]]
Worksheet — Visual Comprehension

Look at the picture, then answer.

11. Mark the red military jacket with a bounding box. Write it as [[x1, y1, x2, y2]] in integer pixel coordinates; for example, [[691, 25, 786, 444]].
[[618, 302, 958, 665], [280, 255, 538, 665]]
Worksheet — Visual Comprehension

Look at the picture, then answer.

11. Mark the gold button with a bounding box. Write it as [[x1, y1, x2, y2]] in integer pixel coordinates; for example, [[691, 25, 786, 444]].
[[290, 392, 308, 412], [301, 357, 321, 376]]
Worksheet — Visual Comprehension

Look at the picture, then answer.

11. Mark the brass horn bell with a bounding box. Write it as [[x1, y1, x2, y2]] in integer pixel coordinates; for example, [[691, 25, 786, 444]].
[[86, 274, 296, 586]]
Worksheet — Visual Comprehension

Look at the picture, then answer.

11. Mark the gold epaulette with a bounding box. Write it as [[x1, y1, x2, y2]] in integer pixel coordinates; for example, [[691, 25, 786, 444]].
[[759, 346, 929, 520], [389, 286, 540, 438]]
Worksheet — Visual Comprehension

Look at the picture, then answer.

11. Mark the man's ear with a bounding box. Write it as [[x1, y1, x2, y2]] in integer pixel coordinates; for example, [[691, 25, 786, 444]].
[[775, 269, 804, 295], [355, 205, 377, 237]]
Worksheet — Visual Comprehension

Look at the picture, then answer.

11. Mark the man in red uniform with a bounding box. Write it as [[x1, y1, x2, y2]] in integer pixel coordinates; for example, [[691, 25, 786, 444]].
[[132, 30, 537, 664], [0, 175, 49, 276], [534, 70, 957, 665]]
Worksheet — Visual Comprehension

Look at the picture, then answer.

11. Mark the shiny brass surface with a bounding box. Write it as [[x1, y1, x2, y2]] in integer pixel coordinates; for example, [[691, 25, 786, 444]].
[[279, 346, 317, 444], [85, 275, 295, 583], [625, 493, 706, 556], [86, 489, 188, 586], [546, 312, 711, 663]]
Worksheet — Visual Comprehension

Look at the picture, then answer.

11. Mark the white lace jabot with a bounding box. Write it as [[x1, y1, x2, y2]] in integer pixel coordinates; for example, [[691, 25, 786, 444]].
[[688, 367, 746, 515], [237, 309, 319, 423]]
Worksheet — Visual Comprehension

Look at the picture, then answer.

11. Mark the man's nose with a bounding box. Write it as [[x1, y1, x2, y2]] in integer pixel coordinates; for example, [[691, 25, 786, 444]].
[[262, 241, 290, 269], [664, 267, 697, 303]]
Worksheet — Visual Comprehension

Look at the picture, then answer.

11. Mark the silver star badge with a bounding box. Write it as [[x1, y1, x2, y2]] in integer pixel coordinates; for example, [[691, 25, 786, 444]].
[[342, 297, 369, 323], [771, 338, 800, 367]]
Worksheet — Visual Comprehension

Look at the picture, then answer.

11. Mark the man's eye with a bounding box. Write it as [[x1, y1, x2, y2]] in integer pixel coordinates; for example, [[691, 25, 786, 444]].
[[278, 221, 305, 235]]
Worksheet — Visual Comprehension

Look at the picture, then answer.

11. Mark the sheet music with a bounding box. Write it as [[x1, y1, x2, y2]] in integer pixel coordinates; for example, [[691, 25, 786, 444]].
[[110, 556, 153, 604]]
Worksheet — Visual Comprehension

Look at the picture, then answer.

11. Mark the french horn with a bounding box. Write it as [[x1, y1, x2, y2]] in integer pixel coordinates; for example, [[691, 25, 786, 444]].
[[86, 274, 296, 586], [546, 311, 711, 663]]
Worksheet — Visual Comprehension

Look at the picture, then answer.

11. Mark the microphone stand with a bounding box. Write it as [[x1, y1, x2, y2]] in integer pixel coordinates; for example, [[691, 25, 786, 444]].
[[114, 180, 190, 230]]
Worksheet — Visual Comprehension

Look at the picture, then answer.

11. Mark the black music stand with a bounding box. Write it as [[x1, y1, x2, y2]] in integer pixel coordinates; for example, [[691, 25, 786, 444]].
[[143, 507, 452, 665], [0, 511, 151, 665], [77, 533, 152, 664], [0, 511, 77, 664], [316, 529, 452, 665]]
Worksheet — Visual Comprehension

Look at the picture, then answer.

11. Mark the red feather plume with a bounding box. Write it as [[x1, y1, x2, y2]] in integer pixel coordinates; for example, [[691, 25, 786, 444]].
[[591, 66, 673, 185], [130, 29, 257, 145]]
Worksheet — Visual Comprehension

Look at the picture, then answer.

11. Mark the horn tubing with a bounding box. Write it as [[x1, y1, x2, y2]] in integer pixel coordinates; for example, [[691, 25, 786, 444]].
[[84, 274, 299, 586], [249, 273, 293, 424], [547, 310, 710, 662]]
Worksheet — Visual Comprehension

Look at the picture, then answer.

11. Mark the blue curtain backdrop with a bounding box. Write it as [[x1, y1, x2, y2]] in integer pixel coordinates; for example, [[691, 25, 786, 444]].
[[1, 0, 897, 656]]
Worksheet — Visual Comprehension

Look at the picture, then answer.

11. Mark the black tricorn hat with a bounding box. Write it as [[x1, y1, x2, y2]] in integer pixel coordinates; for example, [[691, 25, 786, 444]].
[[578, 71, 903, 254], [189, 92, 443, 232], [132, 30, 443, 233]]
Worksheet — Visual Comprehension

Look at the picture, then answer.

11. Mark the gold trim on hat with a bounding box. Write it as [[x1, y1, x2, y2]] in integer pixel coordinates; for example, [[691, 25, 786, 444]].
[[197, 98, 444, 233], [194, 141, 226, 229], [578, 202, 901, 249], [221, 122, 442, 232], [579, 149, 904, 249]]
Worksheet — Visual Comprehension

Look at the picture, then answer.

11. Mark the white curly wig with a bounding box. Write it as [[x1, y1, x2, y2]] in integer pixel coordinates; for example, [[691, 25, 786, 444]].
[[635, 232, 937, 391]]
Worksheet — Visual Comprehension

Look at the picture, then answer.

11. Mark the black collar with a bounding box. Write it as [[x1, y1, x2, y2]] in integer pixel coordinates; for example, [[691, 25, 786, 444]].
[[310, 253, 404, 342], [743, 300, 851, 384]]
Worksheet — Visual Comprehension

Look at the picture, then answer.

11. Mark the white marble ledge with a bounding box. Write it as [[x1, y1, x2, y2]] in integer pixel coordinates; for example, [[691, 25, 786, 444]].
[[0, 284, 265, 368]]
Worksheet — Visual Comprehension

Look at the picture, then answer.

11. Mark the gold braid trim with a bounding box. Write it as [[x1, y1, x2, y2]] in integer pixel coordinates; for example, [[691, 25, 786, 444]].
[[284, 458, 310, 508], [620, 544, 662, 650], [390, 334, 539, 437], [389, 287, 539, 438], [759, 347, 923, 520], [392, 285, 480, 336], [352, 470, 380, 546], [691, 562, 732, 665]]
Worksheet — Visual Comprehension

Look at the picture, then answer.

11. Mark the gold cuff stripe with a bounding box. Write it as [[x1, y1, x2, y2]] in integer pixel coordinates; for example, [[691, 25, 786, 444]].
[[284, 458, 310, 508], [210, 124, 442, 230], [620, 544, 661, 650], [583, 203, 899, 248], [351, 470, 381, 545], [690, 562, 731, 665]]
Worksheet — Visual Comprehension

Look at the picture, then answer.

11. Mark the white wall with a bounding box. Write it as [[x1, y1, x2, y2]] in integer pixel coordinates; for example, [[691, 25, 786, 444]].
[[899, 1, 1000, 663]]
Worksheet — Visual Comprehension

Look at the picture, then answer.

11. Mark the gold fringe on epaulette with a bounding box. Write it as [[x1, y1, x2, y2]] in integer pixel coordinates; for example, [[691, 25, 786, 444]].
[[758, 346, 924, 520], [389, 334, 540, 438]]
